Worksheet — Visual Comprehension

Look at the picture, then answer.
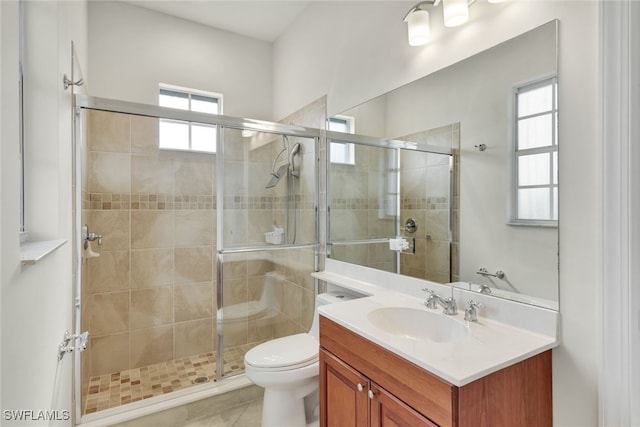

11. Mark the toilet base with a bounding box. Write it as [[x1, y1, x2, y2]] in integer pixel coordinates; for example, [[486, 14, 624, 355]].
[[262, 388, 318, 427]]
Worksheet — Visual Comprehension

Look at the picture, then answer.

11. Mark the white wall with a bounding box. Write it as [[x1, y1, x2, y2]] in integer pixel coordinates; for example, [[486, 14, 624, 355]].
[[1, 0, 87, 425], [274, 2, 600, 426], [0, 0, 6, 414], [340, 24, 558, 303], [87, 1, 274, 120]]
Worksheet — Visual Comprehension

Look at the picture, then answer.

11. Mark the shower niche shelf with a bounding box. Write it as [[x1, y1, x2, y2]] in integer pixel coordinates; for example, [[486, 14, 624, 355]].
[[20, 239, 67, 266]]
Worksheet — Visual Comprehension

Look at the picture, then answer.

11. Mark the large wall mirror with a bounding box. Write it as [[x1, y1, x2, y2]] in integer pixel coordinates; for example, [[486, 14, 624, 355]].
[[327, 20, 559, 310]]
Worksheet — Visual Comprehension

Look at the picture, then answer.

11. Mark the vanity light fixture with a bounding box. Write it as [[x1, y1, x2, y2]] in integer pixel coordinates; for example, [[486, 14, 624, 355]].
[[406, 8, 431, 46], [443, 0, 469, 27], [403, 0, 438, 46], [404, 0, 500, 46]]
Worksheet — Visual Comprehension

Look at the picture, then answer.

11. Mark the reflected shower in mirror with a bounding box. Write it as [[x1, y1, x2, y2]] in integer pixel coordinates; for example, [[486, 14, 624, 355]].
[[327, 21, 559, 310]]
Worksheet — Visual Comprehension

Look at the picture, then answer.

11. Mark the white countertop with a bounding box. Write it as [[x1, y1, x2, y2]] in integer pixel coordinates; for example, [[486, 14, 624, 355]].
[[315, 270, 559, 387]]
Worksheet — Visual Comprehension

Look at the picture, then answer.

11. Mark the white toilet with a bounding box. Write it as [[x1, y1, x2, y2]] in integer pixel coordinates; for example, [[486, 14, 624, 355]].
[[244, 291, 357, 427]]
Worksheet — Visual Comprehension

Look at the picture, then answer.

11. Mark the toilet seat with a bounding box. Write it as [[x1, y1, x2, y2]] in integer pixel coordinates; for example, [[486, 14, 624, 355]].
[[245, 333, 319, 372]]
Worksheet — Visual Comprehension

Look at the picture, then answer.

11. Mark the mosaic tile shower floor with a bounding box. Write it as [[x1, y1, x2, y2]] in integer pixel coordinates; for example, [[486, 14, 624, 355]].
[[83, 344, 256, 415]]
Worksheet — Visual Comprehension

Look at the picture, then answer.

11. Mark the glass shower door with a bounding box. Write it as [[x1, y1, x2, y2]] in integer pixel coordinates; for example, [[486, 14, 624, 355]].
[[216, 127, 319, 377]]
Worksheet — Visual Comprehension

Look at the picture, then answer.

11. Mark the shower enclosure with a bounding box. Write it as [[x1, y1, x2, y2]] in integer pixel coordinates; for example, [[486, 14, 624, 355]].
[[73, 96, 320, 420], [326, 124, 458, 283]]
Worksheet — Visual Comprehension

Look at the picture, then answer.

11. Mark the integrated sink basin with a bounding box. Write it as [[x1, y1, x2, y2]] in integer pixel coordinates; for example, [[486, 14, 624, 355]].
[[367, 307, 470, 343]]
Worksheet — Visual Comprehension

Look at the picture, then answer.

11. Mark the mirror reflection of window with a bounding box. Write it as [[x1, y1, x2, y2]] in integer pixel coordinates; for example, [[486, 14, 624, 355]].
[[158, 84, 222, 153], [329, 116, 355, 165], [513, 77, 558, 225]]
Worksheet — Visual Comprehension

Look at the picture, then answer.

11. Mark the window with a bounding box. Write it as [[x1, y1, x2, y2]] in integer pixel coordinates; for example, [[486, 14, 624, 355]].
[[512, 77, 558, 225], [329, 116, 355, 165], [158, 84, 222, 153]]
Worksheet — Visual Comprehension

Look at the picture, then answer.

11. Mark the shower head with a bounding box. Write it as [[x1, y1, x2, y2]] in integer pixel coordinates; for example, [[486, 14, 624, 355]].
[[265, 163, 289, 188], [288, 143, 301, 176]]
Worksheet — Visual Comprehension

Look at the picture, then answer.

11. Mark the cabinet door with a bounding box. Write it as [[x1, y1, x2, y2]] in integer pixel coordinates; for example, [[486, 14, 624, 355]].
[[320, 348, 369, 427], [370, 383, 439, 427]]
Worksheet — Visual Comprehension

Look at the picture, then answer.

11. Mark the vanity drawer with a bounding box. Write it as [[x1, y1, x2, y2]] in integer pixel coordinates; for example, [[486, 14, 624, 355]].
[[320, 316, 456, 427]]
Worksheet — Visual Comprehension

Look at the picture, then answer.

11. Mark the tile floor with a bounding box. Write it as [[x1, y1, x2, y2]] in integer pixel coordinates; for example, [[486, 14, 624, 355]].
[[84, 344, 256, 415], [181, 399, 262, 427]]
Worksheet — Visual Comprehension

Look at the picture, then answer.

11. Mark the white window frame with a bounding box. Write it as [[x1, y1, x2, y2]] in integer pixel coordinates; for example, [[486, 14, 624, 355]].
[[158, 83, 222, 154], [329, 115, 356, 165], [510, 76, 558, 227]]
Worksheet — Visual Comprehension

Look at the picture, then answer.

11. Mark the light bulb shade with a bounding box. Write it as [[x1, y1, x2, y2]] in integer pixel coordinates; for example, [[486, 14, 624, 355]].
[[406, 9, 430, 46], [443, 0, 469, 27]]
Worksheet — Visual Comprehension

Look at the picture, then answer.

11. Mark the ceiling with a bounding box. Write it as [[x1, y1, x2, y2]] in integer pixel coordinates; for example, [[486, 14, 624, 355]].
[[122, 0, 311, 42]]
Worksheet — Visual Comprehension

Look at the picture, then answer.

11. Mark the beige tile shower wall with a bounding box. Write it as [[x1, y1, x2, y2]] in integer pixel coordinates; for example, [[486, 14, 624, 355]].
[[83, 106, 321, 391], [399, 124, 460, 283], [330, 143, 396, 272], [83, 110, 217, 378]]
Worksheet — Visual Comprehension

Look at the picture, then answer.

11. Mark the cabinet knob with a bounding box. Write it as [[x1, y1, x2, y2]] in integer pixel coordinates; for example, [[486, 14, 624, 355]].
[[368, 390, 375, 399], [357, 383, 364, 392]]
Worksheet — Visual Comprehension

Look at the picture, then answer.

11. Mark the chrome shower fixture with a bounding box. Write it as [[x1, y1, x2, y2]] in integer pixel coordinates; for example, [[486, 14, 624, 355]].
[[288, 143, 301, 177], [266, 164, 289, 189], [265, 136, 301, 188]]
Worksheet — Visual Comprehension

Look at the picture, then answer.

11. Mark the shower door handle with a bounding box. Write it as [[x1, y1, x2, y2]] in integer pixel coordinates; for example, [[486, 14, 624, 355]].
[[82, 224, 103, 246]]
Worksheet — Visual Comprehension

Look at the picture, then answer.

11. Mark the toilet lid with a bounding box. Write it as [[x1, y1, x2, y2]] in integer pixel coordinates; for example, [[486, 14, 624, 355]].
[[244, 333, 318, 369]]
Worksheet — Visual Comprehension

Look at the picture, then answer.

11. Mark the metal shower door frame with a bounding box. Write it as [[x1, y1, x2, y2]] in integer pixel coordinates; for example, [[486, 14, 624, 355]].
[[72, 94, 322, 423]]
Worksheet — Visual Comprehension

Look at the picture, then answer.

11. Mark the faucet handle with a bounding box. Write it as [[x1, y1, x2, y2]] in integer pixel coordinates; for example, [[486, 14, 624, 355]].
[[464, 299, 485, 322], [422, 288, 438, 309], [443, 297, 458, 315]]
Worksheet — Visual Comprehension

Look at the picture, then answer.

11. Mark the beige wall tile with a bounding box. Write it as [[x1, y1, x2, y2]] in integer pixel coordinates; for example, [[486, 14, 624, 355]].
[[89, 151, 131, 193], [174, 282, 214, 322], [222, 320, 247, 348], [296, 209, 316, 244], [401, 167, 427, 199], [222, 209, 248, 247], [426, 164, 450, 198], [87, 250, 130, 293], [246, 258, 274, 277], [299, 288, 314, 330], [131, 325, 174, 368], [222, 278, 247, 306], [175, 210, 214, 247], [247, 210, 276, 245], [131, 116, 159, 155], [273, 313, 302, 338], [223, 258, 247, 280], [86, 210, 130, 251], [247, 317, 274, 343], [425, 209, 450, 241], [174, 319, 213, 359], [175, 156, 214, 196], [131, 154, 175, 194], [282, 282, 302, 322], [131, 211, 174, 249], [91, 292, 129, 336], [223, 161, 248, 197], [130, 248, 174, 289], [247, 163, 273, 197], [426, 239, 451, 275], [88, 110, 130, 153], [90, 333, 130, 376], [174, 246, 213, 284], [131, 287, 174, 329]]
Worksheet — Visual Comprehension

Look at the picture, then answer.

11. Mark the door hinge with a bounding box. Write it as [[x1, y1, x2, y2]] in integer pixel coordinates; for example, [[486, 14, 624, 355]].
[[58, 330, 89, 361]]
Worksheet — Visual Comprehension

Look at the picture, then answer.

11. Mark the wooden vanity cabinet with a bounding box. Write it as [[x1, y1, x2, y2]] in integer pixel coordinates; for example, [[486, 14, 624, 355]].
[[320, 349, 437, 427], [319, 316, 552, 427]]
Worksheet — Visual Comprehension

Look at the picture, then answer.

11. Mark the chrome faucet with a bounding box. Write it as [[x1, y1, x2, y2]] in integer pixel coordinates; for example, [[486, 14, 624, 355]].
[[422, 288, 458, 315], [477, 284, 492, 294], [464, 300, 485, 322]]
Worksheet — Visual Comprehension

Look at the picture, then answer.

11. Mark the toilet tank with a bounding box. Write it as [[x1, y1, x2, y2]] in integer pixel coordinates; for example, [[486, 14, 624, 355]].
[[308, 290, 362, 340]]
